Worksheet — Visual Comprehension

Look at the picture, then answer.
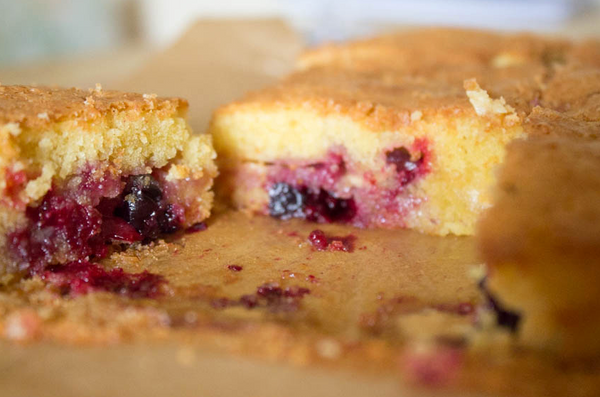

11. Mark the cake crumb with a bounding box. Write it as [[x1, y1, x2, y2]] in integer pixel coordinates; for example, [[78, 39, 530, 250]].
[[400, 343, 464, 387], [410, 110, 423, 122], [143, 93, 157, 109], [316, 338, 342, 359], [166, 164, 192, 181], [84, 96, 95, 106], [4, 310, 42, 342], [4, 122, 21, 136], [492, 52, 525, 68], [24, 164, 54, 202], [396, 310, 470, 342], [0, 273, 16, 285], [468, 264, 487, 283], [464, 79, 515, 117]]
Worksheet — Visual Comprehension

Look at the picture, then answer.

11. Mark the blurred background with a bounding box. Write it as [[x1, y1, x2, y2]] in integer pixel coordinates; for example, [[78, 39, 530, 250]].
[[0, 0, 598, 68]]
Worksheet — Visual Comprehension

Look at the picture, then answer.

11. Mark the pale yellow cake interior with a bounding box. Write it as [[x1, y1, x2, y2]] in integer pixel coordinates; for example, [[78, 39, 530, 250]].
[[212, 87, 524, 236]]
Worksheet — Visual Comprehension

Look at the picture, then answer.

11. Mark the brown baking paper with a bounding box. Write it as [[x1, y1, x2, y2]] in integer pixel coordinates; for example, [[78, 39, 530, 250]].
[[1, 19, 598, 397], [119, 18, 303, 132]]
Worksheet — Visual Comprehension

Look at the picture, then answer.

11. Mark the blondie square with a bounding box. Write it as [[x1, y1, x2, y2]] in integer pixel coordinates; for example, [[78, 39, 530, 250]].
[[0, 85, 217, 275], [210, 28, 600, 235]]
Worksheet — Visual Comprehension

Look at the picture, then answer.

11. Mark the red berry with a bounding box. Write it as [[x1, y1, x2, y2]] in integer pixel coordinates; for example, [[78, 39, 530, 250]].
[[308, 229, 329, 250]]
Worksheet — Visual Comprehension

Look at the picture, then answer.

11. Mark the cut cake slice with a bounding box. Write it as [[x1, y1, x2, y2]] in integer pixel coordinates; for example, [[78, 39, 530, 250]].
[[210, 28, 600, 235], [0, 85, 217, 276]]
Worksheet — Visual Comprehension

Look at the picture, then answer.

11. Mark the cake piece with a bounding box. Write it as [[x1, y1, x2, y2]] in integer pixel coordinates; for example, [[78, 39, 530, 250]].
[[210, 29, 600, 236], [0, 85, 217, 276], [478, 131, 600, 357], [210, 28, 600, 235]]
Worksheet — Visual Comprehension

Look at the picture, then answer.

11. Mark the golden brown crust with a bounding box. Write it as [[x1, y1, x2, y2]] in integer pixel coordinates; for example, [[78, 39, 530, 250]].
[[539, 66, 600, 120], [213, 29, 600, 139], [298, 28, 571, 72], [292, 28, 570, 121], [0, 85, 188, 130], [217, 28, 600, 135], [525, 106, 600, 139], [216, 63, 544, 133]]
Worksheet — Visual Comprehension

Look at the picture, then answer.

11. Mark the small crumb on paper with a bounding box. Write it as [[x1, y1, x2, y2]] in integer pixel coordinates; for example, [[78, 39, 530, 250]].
[[316, 338, 342, 359]]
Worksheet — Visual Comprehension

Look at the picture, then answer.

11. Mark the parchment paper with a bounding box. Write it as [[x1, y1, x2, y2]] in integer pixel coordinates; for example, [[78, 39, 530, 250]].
[[119, 18, 303, 132]]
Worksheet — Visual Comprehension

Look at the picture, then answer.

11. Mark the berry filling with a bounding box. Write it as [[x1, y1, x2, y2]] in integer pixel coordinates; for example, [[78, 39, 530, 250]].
[[263, 140, 431, 227], [3, 168, 29, 208], [308, 229, 356, 252], [211, 283, 311, 312], [186, 222, 208, 234], [268, 183, 357, 223], [10, 192, 108, 274], [385, 147, 423, 187], [478, 278, 521, 332], [268, 182, 304, 219], [8, 172, 187, 274], [112, 175, 185, 240], [41, 260, 165, 299]]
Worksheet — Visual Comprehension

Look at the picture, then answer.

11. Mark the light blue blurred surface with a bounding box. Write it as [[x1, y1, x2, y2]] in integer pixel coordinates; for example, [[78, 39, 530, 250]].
[[0, 0, 592, 67], [0, 0, 124, 66]]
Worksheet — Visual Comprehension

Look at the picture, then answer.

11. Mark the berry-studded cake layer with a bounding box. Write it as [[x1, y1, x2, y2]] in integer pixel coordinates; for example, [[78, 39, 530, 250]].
[[210, 65, 527, 236], [5, 165, 210, 275], [209, 28, 600, 236], [0, 85, 217, 275], [215, 98, 522, 237], [258, 141, 431, 228]]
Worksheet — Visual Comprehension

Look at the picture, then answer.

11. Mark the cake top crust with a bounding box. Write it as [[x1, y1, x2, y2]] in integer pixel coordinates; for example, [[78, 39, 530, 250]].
[[297, 28, 575, 72], [216, 64, 540, 131], [297, 28, 600, 72], [240, 64, 542, 111], [0, 85, 188, 130], [215, 29, 600, 132], [525, 106, 600, 140]]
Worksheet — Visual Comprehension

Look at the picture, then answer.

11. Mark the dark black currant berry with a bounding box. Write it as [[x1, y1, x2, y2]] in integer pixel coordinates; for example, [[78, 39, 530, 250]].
[[478, 278, 521, 332], [268, 183, 305, 219]]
